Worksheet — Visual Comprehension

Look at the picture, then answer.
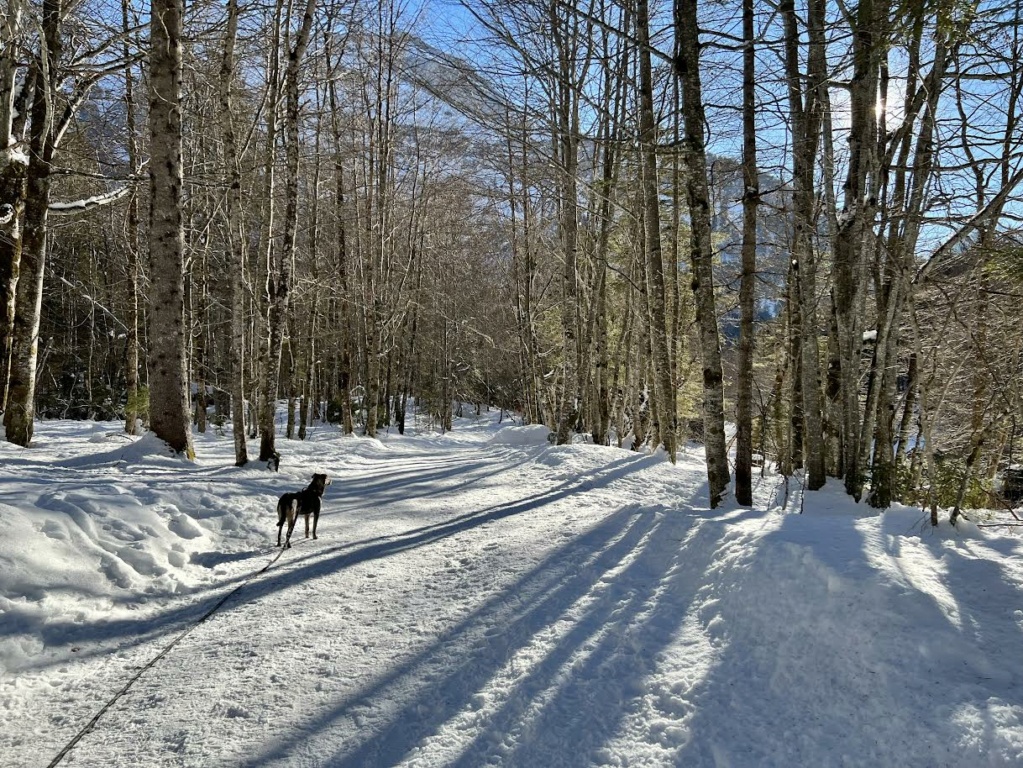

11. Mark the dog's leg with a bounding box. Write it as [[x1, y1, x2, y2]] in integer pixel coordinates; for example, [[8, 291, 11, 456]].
[[312, 508, 319, 540], [276, 504, 286, 547], [284, 500, 298, 548]]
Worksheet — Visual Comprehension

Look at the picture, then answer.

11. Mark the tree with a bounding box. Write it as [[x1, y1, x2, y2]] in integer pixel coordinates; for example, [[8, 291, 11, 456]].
[[0, 0, 29, 414], [637, 0, 677, 462], [148, 0, 194, 457], [3, 0, 62, 446], [674, 0, 730, 505], [219, 0, 249, 465], [734, 0, 759, 506]]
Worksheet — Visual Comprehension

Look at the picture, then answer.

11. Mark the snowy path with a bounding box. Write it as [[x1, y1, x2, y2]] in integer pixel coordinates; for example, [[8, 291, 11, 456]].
[[3, 417, 1023, 767], [95, 446, 677, 767]]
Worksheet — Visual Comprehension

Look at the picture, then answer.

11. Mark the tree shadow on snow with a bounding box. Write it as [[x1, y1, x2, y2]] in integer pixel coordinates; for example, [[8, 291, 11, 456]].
[[665, 511, 1023, 767], [10, 450, 653, 672], [237, 501, 763, 767]]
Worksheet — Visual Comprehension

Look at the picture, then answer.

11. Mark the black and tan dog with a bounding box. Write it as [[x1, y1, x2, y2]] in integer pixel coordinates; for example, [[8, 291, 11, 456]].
[[276, 473, 330, 548]]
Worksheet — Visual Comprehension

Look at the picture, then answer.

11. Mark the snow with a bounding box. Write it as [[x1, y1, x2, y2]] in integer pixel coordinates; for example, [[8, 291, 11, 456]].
[[2, 142, 29, 167], [2, 414, 1022, 767], [48, 186, 131, 214]]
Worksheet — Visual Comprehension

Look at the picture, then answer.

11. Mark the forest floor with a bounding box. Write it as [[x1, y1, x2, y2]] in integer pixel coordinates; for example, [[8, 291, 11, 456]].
[[2, 411, 1022, 767]]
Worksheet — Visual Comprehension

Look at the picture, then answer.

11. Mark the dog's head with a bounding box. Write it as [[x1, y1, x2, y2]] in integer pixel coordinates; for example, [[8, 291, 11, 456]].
[[309, 473, 330, 495]]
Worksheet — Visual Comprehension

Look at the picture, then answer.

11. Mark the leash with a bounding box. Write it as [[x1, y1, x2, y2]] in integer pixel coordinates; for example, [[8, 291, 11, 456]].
[[46, 543, 293, 768]]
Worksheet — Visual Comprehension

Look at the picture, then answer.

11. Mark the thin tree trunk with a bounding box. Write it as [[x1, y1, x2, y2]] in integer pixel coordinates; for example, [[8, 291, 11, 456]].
[[551, 2, 582, 445], [637, 0, 676, 462], [782, 0, 827, 490], [674, 0, 730, 505], [735, 0, 759, 505], [4, 48, 54, 446], [260, 0, 319, 461], [219, 0, 248, 464], [0, 2, 28, 414], [121, 0, 142, 436]]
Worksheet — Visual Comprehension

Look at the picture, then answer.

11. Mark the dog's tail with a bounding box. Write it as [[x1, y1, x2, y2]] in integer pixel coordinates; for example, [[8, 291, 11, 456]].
[[277, 497, 299, 519]]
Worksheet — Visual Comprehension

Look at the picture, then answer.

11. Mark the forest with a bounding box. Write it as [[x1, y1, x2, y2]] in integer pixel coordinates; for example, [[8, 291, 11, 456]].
[[1, 0, 1021, 521]]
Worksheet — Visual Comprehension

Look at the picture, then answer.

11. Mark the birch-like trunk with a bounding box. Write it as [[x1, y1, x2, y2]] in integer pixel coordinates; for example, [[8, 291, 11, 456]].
[[4, 57, 52, 446], [0, 2, 28, 414]]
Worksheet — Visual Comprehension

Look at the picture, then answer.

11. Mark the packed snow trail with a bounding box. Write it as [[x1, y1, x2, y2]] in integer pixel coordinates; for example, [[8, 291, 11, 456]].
[[48, 430, 712, 767], [2, 416, 1022, 767]]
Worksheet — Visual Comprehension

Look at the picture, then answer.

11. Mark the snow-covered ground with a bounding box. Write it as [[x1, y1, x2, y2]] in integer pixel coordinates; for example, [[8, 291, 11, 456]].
[[2, 412, 1022, 767]]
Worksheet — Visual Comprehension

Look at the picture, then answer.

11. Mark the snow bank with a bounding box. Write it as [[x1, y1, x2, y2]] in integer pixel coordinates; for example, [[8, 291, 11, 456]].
[[487, 423, 551, 446], [2, 420, 1022, 767]]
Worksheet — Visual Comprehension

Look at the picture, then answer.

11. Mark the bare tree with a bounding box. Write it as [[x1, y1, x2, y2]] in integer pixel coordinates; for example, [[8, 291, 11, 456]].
[[734, 0, 759, 505], [674, 0, 730, 505], [147, 0, 194, 456], [636, 0, 677, 461], [219, 0, 249, 465]]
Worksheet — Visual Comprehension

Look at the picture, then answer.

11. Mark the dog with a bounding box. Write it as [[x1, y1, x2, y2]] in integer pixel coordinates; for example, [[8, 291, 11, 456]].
[[276, 473, 330, 548], [267, 451, 281, 472]]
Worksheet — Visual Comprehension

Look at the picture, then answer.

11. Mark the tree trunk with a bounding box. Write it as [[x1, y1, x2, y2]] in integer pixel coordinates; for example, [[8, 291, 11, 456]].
[[260, 0, 318, 459], [4, 57, 53, 446], [551, 3, 582, 445], [674, 0, 730, 505], [735, 0, 759, 505], [782, 0, 827, 490], [147, 0, 193, 457], [122, 0, 142, 436], [219, 0, 248, 465], [0, 13, 32, 417], [637, 0, 677, 462]]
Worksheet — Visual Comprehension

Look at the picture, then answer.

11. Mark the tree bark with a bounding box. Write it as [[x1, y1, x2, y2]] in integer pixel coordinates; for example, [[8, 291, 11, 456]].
[[4, 0, 59, 446], [551, 1, 583, 445], [0, 4, 30, 415], [219, 0, 248, 465], [147, 0, 193, 457], [260, 0, 318, 460], [674, 0, 730, 505], [782, 0, 827, 490], [637, 0, 677, 462], [122, 0, 142, 436], [734, 0, 759, 505]]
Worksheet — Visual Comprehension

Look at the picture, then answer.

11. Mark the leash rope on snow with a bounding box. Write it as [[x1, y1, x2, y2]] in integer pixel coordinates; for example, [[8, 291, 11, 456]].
[[46, 543, 295, 768]]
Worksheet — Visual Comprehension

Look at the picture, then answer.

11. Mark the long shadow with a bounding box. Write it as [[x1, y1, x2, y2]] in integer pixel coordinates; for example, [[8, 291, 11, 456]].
[[246, 505, 764, 767], [668, 511, 1023, 766], [1, 447, 522, 655], [189, 549, 264, 569], [239, 504, 662, 768], [11, 450, 661, 673], [450, 510, 766, 768], [323, 453, 535, 509]]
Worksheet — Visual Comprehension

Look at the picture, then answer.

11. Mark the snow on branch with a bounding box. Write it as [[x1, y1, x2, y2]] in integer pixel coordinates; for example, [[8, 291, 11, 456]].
[[48, 185, 130, 215], [0, 203, 13, 225]]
